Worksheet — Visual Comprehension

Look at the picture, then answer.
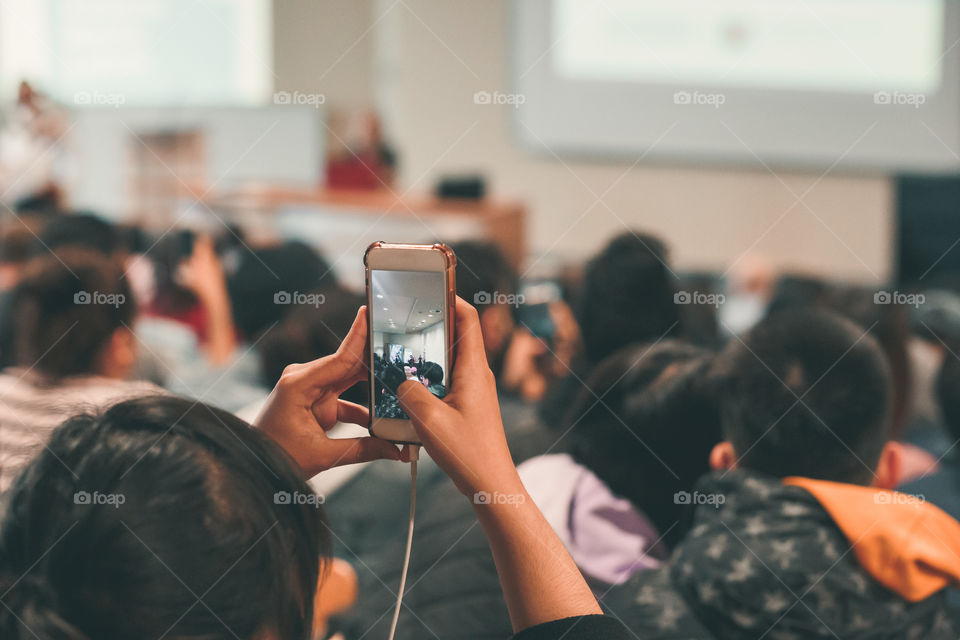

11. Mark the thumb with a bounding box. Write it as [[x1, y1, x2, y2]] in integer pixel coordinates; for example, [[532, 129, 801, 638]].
[[397, 380, 447, 440]]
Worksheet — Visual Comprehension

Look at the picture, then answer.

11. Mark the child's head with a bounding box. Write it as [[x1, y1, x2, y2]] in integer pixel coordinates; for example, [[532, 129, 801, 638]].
[[0, 395, 327, 640], [710, 309, 896, 486]]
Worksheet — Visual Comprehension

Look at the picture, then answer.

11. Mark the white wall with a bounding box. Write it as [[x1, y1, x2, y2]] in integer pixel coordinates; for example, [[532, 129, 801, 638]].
[[274, 0, 895, 283]]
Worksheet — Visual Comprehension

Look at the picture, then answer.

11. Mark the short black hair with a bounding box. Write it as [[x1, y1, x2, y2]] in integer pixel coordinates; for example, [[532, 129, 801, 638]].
[[450, 241, 517, 309], [577, 232, 679, 364], [0, 395, 326, 640], [10, 250, 134, 379], [228, 241, 337, 340], [36, 212, 120, 257], [568, 340, 720, 548], [420, 361, 443, 385], [936, 346, 960, 442], [713, 309, 891, 484]]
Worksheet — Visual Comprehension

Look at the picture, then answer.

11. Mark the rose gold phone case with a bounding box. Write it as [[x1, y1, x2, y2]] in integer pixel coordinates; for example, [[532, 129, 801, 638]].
[[364, 242, 457, 443]]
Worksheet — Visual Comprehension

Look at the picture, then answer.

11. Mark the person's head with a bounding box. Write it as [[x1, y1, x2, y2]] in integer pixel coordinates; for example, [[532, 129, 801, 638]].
[[228, 241, 337, 341], [0, 215, 46, 290], [11, 250, 136, 380], [568, 340, 720, 547], [420, 361, 443, 386], [257, 291, 367, 404], [936, 347, 960, 443], [577, 232, 679, 364], [450, 241, 518, 364], [0, 395, 327, 640], [36, 212, 121, 258], [709, 309, 899, 488], [821, 285, 912, 437]]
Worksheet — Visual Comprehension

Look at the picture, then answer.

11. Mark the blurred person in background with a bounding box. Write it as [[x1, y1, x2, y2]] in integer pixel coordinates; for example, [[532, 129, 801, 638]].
[[453, 240, 562, 462], [520, 340, 721, 589], [606, 310, 960, 639], [540, 231, 680, 433], [0, 249, 159, 493], [0, 214, 48, 369], [719, 252, 775, 337], [902, 343, 960, 521]]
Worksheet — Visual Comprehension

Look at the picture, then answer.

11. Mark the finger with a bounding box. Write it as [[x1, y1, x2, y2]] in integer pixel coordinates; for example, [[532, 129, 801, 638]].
[[321, 436, 402, 468], [451, 297, 489, 384], [297, 307, 369, 390], [336, 399, 369, 427], [397, 379, 448, 439]]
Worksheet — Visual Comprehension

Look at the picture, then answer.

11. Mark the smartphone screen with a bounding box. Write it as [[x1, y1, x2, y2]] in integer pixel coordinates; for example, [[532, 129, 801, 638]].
[[370, 269, 449, 421]]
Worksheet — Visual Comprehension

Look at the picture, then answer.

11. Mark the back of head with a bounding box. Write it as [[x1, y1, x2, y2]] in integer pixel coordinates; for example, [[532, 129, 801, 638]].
[[228, 241, 336, 340], [714, 309, 891, 484], [36, 212, 120, 257], [11, 250, 134, 379], [578, 232, 679, 364], [0, 395, 325, 640], [568, 340, 720, 546], [450, 240, 518, 308]]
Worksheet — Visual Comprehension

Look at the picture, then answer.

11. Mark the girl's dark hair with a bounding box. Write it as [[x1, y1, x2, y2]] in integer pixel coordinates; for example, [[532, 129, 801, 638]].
[[567, 340, 721, 549], [0, 395, 328, 640]]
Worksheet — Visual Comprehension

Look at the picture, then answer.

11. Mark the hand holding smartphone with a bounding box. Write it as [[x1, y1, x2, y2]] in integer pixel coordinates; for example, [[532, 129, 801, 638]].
[[365, 242, 456, 444]]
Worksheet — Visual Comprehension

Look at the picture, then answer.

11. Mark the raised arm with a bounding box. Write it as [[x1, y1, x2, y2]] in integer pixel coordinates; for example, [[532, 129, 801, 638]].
[[397, 297, 602, 632]]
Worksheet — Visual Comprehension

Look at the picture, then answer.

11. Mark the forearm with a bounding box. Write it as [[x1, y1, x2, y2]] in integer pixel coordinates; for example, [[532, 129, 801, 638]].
[[472, 474, 602, 632], [199, 289, 237, 365]]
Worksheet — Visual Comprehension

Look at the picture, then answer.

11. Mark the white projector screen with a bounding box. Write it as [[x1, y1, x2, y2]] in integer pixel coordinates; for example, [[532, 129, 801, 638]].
[[513, 0, 960, 171], [0, 0, 271, 106]]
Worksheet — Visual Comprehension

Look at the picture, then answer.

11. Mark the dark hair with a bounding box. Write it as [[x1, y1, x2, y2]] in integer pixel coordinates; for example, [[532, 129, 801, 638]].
[[713, 309, 891, 484], [577, 232, 679, 364], [36, 212, 120, 257], [228, 242, 337, 341], [257, 291, 368, 404], [936, 346, 960, 442], [377, 363, 406, 396], [0, 395, 327, 640], [568, 341, 720, 548], [420, 361, 443, 385], [450, 241, 518, 310], [10, 250, 134, 379]]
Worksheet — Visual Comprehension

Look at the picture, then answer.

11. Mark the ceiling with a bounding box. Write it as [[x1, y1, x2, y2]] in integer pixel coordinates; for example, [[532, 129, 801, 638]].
[[370, 270, 445, 334]]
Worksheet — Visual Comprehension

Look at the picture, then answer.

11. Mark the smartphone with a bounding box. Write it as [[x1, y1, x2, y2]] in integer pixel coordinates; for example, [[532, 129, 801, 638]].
[[515, 280, 562, 341], [365, 242, 456, 444]]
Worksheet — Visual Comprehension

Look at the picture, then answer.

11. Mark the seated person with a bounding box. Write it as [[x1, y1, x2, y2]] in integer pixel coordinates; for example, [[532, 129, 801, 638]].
[[519, 340, 721, 588], [420, 360, 446, 397], [0, 249, 159, 492], [539, 231, 680, 431], [0, 299, 630, 640], [604, 309, 960, 638], [902, 343, 960, 519]]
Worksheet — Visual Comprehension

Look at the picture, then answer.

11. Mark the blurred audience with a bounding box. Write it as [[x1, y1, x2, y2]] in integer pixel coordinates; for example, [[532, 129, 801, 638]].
[[520, 340, 720, 588], [0, 249, 159, 492], [607, 309, 960, 638]]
